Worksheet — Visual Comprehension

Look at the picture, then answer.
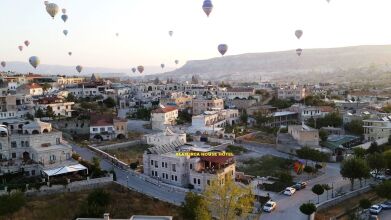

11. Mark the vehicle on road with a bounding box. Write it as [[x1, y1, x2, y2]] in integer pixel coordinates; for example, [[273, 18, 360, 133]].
[[263, 201, 277, 212], [369, 205, 382, 215], [283, 187, 296, 196], [293, 182, 307, 190], [380, 201, 391, 210]]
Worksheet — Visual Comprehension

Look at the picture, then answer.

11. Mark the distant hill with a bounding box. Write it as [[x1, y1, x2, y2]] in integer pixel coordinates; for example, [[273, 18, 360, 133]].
[[0, 62, 174, 78], [147, 45, 391, 85]]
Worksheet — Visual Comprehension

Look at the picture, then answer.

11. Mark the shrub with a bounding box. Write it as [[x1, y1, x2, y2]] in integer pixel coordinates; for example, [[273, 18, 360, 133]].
[[304, 166, 315, 173]]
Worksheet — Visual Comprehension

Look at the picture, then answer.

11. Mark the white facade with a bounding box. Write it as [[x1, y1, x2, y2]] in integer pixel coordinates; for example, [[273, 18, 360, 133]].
[[151, 106, 178, 131], [188, 109, 239, 135], [363, 116, 391, 141]]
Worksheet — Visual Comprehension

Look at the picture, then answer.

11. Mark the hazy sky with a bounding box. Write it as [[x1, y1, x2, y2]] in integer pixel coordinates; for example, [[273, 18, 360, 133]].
[[1, 0, 391, 69]]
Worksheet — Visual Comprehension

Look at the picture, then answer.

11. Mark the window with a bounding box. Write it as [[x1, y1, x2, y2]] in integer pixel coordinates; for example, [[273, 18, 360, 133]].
[[155, 162, 158, 168], [198, 179, 200, 185], [100, 127, 105, 132], [207, 180, 210, 185], [56, 138, 60, 144], [162, 162, 164, 167], [151, 160, 154, 165], [193, 178, 196, 184], [11, 141, 17, 148], [31, 170, 35, 176], [0, 143, 2, 149], [25, 141, 29, 147], [172, 164, 176, 172], [151, 171, 154, 176], [108, 127, 113, 131], [12, 153, 16, 158], [165, 162, 167, 168], [21, 141, 24, 147], [171, 175, 174, 180], [190, 164, 193, 169], [93, 128, 98, 132], [50, 155, 56, 161]]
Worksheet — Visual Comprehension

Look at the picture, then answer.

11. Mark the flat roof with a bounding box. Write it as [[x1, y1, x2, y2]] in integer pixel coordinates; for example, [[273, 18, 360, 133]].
[[273, 111, 297, 117]]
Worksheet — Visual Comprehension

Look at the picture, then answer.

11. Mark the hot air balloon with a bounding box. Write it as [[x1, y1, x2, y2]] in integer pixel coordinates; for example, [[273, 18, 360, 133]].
[[169, 31, 173, 37], [68, 52, 72, 56], [1, 61, 5, 68], [175, 60, 179, 65], [131, 67, 136, 73], [46, 3, 59, 19], [63, 30, 68, 36], [161, 64, 165, 69], [326, 0, 330, 3], [295, 30, 303, 39], [218, 44, 228, 56], [296, 48, 303, 56], [62, 8, 66, 14], [137, 65, 144, 74], [24, 40, 30, 47], [29, 56, 40, 69], [44, 1, 49, 6], [202, 0, 213, 17], [18, 46, 23, 51], [76, 65, 83, 73], [116, 33, 119, 37], [61, 14, 68, 22]]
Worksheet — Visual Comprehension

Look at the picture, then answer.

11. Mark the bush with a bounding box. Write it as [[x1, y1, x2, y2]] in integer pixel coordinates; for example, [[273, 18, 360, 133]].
[[304, 166, 315, 173], [129, 163, 138, 170]]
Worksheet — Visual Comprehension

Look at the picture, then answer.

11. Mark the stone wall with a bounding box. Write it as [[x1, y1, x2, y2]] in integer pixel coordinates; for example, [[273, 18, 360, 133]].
[[94, 140, 143, 151]]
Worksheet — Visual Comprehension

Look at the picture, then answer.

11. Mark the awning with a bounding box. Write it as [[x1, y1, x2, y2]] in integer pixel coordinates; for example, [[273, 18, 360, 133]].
[[42, 164, 87, 177]]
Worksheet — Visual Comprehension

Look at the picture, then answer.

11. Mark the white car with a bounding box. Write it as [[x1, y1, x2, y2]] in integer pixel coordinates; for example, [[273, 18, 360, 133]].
[[369, 205, 382, 215], [283, 187, 296, 196], [263, 201, 277, 212]]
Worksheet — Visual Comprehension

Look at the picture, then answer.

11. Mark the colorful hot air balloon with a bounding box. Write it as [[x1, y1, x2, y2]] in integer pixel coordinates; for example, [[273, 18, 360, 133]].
[[161, 64, 165, 69], [137, 65, 144, 74], [1, 61, 5, 68], [24, 40, 30, 47], [296, 48, 303, 56], [295, 30, 303, 39], [175, 60, 179, 65], [202, 0, 213, 17], [46, 3, 59, 19], [18, 46, 23, 51], [218, 44, 228, 56], [61, 14, 68, 22], [68, 52, 72, 56], [326, 0, 330, 3], [76, 65, 83, 73], [169, 31, 173, 37], [29, 56, 40, 69], [62, 8, 66, 14], [131, 67, 136, 73], [63, 30, 68, 36]]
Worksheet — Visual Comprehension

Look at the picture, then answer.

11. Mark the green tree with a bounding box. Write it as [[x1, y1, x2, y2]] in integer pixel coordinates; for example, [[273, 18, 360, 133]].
[[367, 153, 386, 178], [66, 93, 76, 102], [344, 120, 364, 136], [375, 180, 391, 199], [359, 198, 371, 210], [203, 177, 254, 220], [25, 112, 34, 120], [384, 150, 391, 169], [81, 189, 111, 217], [296, 146, 329, 165], [181, 192, 211, 220], [35, 108, 44, 118], [340, 157, 370, 191], [103, 97, 116, 108], [319, 130, 328, 142], [353, 148, 366, 159], [41, 82, 52, 92], [322, 184, 332, 200], [46, 106, 55, 118], [388, 135, 391, 145], [367, 141, 383, 154], [0, 192, 26, 216], [268, 97, 294, 109], [240, 110, 248, 125], [312, 184, 324, 204], [253, 112, 273, 126], [299, 203, 317, 219]]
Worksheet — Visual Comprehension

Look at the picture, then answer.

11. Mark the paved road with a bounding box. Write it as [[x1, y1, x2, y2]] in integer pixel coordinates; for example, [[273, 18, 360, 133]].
[[378, 209, 391, 219], [71, 144, 186, 206]]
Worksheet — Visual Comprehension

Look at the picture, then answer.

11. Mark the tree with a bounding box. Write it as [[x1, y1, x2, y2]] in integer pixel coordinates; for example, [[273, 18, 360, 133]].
[[367, 153, 386, 178], [240, 110, 248, 125], [375, 180, 391, 199], [41, 82, 52, 92], [296, 146, 330, 165], [340, 157, 370, 191], [81, 189, 111, 217], [35, 108, 44, 118], [344, 120, 364, 136], [388, 135, 391, 145], [46, 106, 55, 118], [299, 202, 317, 219], [66, 93, 76, 102], [153, 77, 160, 85], [312, 184, 324, 204], [353, 148, 366, 159], [203, 177, 254, 220], [384, 150, 391, 169], [103, 97, 116, 108], [322, 184, 332, 200], [319, 130, 328, 142], [181, 192, 211, 220], [253, 112, 273, 126], [359, 198, 371, 210], [0, 192, 26, 216], [25, 112, 34, 120], [367, 141, 385, 154]]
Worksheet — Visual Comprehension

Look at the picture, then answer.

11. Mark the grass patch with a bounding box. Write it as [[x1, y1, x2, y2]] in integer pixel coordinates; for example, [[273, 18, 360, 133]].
[[226, 145, 248, 155], [104, 144, 150, 164], [2, 183, 183, 220], [237, 155, 293, 177]]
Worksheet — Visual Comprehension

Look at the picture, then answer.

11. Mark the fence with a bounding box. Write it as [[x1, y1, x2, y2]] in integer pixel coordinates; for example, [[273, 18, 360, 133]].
[[0, 175, 113, 197], [94, 140, 143, 151]]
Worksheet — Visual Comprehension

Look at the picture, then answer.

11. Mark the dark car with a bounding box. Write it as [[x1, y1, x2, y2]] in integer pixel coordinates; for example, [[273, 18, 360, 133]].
[[293, 182, 307, 190]]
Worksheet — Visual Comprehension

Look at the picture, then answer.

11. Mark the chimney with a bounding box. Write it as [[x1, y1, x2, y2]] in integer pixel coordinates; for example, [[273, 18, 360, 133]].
[[103, 213, 110, 220]]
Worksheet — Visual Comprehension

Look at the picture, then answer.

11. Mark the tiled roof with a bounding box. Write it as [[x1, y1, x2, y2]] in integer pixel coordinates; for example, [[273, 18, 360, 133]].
[[90, 114, 113, 126], [26, 83, 42, 89], [151, 106, 177, 114], [200, 155, 234, 164]]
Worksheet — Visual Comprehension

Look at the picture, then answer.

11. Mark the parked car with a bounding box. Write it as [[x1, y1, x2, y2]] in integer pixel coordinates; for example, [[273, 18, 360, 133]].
[[293, 182, 307, 190], [283, 187, 296, 196], [263, 201, 277, 212], [380, 201, 391, 210], [369, 205, 382, 215]]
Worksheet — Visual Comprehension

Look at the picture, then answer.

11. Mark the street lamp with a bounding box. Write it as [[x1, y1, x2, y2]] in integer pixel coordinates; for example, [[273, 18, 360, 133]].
[[331, 182, 334, 198]]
